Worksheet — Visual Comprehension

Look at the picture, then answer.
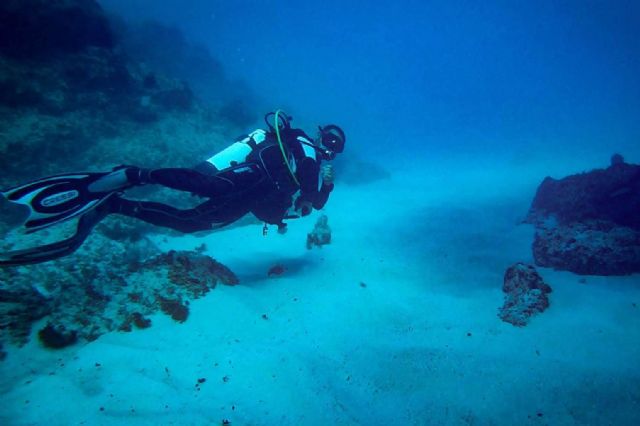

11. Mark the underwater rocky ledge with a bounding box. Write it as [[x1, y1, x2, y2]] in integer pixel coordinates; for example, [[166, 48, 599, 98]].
[[526, 155, 640, 276], [0, 0, 258, 190], [0, 215, 239, 360], [0, 0, 392, 359], [495, 155, 639, 328], [0, 0, 256, 359]]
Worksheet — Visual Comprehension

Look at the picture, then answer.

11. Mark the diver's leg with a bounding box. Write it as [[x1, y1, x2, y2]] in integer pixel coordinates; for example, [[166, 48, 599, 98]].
[[132, 168, 233, 196], [124, 163, 266, 198], [113, 197, 247, 233]]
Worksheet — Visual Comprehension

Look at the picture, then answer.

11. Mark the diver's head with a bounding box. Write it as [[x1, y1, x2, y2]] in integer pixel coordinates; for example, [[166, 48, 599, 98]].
[[317, 124, 345, 161]]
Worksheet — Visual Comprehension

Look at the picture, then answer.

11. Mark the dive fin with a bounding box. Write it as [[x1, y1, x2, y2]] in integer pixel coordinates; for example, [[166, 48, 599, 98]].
[[1, 168, 130, 233], [0, 202, 108, 267]]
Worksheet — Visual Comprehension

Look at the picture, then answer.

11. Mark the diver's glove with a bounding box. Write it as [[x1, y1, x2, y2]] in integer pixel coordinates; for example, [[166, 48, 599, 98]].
[[321, 164, 334, 185]]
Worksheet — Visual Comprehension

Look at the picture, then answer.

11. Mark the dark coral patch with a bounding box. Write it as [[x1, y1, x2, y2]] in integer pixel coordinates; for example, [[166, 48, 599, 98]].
[[267, 264, 286, 277], [38, 324, 78, 349], [131, 313, 152, 329], [157, 296, 189, 323], [146, 250, 239, 298]]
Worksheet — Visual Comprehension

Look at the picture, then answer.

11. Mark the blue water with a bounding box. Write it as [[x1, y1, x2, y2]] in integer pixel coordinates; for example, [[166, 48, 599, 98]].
[[101, 0, 640, 165], [2, 1, 640, 425]]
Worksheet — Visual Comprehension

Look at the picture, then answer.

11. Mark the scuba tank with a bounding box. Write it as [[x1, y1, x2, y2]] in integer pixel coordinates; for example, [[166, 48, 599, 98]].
[[204, 129, 268, 170], [204, 110, 293, 171]]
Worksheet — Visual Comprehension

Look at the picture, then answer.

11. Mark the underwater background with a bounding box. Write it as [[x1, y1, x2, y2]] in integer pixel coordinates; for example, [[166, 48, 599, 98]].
[[102, 0, 640, 165], [1, 0, 639, 425]]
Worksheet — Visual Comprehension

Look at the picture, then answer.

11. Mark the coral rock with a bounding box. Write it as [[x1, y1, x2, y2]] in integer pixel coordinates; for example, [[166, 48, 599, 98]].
[[267, 264, 286, 277], [0, 246, 238, 358], [0, 0, 115, 59], [148, 250, 239, 297], [532, 221, 640, 276], [498, 263, 552, 327], [527, 162, 640, 229], [38, 323, 78, 349], [307, 214, 332, 249], [157, 296, 189, 323], [0, 286, 53, 346], [526, 160, 640, 275]]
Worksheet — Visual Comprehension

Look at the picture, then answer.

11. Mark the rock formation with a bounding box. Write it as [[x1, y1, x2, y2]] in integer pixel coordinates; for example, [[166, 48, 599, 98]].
[[498, 263, 552, 326], [526, 156, 640, 275], [307, 214, 332, 249]]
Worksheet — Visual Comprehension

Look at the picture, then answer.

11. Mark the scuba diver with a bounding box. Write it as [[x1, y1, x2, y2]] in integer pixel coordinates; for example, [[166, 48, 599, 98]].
[[0, 111, 345, 266]]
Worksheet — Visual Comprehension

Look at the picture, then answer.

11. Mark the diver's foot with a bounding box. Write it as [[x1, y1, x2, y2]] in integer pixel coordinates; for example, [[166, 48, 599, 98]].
[[87, 166, 154, 193], [123, 166, 153, 185], [87, 168, 131, 193]]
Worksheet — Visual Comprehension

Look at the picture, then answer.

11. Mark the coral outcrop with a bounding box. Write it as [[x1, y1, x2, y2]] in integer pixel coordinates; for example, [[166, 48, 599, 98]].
[[0, 285, 53, 346], [0, 0, 114, 59], [526, 157, 640, 275], [0, 0, 251, 358], [38, 323, 78, 349], [307, 214, 332, 249], [498, 263, 552, 326], [112, 19, 258, 127], [0, 0, 256, 188], [0, 231, 239, 353], [532, 221, 640, 276], [528, 159, 640, 228]]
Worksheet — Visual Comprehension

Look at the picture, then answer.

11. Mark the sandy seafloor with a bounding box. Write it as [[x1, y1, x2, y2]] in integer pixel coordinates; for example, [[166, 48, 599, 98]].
[[1, 158, 639, 426]]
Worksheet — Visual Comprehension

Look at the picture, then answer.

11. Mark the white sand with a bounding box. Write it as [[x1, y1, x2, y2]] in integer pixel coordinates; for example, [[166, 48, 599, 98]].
[[1, 163, 639, 425]]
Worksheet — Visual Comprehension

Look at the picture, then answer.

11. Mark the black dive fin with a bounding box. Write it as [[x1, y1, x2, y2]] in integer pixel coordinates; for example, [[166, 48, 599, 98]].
[[0, 204, 107, 266], [1, 168, 129, 233]]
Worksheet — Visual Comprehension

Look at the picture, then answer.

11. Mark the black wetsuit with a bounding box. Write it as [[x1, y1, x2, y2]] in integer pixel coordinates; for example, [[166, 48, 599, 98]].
[[112, 127, 333, 232]]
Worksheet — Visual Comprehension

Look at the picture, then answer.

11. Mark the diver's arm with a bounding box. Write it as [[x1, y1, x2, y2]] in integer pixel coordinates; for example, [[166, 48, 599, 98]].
[[312, 180, 334, 210], [295, 159, 335, 214]]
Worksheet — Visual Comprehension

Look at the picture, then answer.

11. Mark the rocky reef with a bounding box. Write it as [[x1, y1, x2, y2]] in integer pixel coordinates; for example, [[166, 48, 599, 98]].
[[498, 263, 552, 326], [0, 0, 257, 188], [111, 18, 258, 128], [0, 0, 252, 357], [0, 0, 115, 59], [0, 217, 239, 351], [306, 214, 331, 249], [526, 156, 640, 275]]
